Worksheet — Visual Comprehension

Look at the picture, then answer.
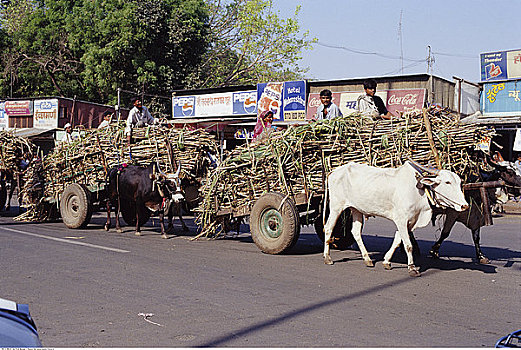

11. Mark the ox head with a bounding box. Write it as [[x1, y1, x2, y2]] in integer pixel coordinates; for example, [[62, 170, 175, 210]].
[[407, 160, 469, 212], [155, 162, 184, 203]]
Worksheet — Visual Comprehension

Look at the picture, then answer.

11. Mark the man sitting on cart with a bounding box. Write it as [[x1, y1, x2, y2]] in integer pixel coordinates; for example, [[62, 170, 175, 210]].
[[125, 97, 160, 145]]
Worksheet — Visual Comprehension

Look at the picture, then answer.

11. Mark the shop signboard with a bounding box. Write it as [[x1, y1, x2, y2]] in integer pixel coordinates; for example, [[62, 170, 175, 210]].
[[33, 99, 58, 129], [385, 89, 425, 115], [482, 81, 521, 116], [172, 95, 196, 118], [481, 49, 521, 82], [0, 101, 7, 129], [4, 100, 33, 116], [257, 82, 283, 121], [232, 91, 257, 115], [194, 92, 232, 117], [282, 80, 306, 121]]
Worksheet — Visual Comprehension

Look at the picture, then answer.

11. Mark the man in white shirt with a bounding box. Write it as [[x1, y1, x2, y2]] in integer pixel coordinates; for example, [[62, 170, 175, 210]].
[[357, 79, 394, 120], [63, 123, 73, 143], [313, 89, 343, 120], [125, 97, 159, 144]]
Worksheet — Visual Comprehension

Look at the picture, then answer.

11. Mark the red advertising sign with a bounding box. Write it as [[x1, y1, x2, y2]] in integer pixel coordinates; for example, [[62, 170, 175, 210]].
[[306, 92, 342, 120], [385, 89, 425, 115], [5, 100, 33, 116]]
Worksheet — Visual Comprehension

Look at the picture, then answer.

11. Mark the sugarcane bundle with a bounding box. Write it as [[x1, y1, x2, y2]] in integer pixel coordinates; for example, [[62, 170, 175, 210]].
[[16, 123, 218, 221], [0, 130, 35, 175], [195, 107, 494, 238]]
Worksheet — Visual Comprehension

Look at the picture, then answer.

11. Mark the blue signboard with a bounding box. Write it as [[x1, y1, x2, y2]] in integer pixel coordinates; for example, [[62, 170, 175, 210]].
[[482, 81, 521, 116], [481, 49, 521, 82], [282, 80, 306, 121], [172, 95, 196, 118], [0, 101, 6, 129], [232, 91, 257, 115]]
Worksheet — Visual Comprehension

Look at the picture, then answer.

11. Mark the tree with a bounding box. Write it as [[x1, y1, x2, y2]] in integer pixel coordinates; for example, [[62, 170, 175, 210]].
[[186, 0, 316, 88]]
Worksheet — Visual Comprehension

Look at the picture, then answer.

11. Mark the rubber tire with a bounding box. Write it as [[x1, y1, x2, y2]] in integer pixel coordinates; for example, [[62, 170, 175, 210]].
[[120, 200, 151, 227], [0, 180, 7, 211], [314, 204, 355, 250], [60, 184, 93, 229], [250, 192, 300, 254]]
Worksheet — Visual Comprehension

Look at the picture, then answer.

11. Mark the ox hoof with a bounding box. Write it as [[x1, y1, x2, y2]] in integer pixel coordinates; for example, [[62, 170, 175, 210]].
[[382, 262, 392, 270], [479, 256, 490, 264], [161, 234, 168, 239], [429, 249, 440, 259], [408, 265, 421, 277], [135, 231, 141, 236], [104, 224, 110, 231], [364, 260, 374, 268], [116, 228, 123, 233], [324, 256, 333, 265]]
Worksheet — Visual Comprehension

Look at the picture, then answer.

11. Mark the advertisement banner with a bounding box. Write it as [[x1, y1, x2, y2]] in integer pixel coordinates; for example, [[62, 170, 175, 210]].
[[0, 101, 7, 129], [5, 100, 33, 116], [513, 129, 521, 152], [172, 95, 196, 118], [282, 80, 306, 121], [306, 92, 342, 120], [195, 92, 232, 117], [386, 89, 425, 115], [232, 91, 257, 115], [482, 81, 521, 116], [257, 82, 283, 121], [481, 49, 521, 82], [33, 99, 58, 129]]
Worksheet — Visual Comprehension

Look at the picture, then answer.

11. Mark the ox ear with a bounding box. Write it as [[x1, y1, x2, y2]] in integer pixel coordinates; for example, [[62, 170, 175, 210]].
[[417, 176, 440, 189]]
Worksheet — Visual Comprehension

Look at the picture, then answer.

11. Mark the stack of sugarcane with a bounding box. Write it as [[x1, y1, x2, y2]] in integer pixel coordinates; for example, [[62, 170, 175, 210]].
[[16, 123, 218, 221], [195, 107, 494, 238], [0, 130, 35, 175]]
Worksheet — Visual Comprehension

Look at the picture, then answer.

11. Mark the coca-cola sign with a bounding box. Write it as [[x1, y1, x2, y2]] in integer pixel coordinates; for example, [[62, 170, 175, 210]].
[[386, 89, 425, 115]]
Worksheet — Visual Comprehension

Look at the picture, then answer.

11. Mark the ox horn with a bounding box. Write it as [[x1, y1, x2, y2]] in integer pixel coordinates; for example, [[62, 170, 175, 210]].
[[156, 161, 168, 179], [407, 159, 439, 176]]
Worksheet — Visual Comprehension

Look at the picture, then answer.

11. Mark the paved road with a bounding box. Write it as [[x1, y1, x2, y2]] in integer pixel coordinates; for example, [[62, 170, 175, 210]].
[[1, 208, 520, 347]]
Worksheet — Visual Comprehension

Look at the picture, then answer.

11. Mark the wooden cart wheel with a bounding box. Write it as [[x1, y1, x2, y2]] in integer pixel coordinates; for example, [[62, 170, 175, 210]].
[[120, 200, 151, 227], [0, 179, 7, 211], [60, 184, 93, 229], [250, 192, 300, 254], [314, 203, 355, 250]]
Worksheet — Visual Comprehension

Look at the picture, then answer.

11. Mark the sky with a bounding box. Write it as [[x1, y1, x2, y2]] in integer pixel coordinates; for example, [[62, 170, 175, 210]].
[[272, 0, 521, 83]]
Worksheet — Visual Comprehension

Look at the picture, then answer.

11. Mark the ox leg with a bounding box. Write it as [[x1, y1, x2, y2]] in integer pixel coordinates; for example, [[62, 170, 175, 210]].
[[429, 215, 456, 259], [350, 209, 373, 267], [160, 209, 168, 239], [382, 233, 403, 270], [396, 223, 420, 277], [104, 200, 112, 231], [6, 178, 15, 211], [323, 207, 343, 265], [134, 202, 142, 236], [472, 228, 489, 264]]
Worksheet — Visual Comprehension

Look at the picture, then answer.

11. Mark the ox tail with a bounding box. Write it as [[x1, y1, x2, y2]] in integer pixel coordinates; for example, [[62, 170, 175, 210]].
[[323, 175, 329, 226]]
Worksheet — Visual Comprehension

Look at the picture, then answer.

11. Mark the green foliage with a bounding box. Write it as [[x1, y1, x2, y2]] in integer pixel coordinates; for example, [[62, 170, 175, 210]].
[[186, 0, 316, 88], [0, 0, 314, 110]]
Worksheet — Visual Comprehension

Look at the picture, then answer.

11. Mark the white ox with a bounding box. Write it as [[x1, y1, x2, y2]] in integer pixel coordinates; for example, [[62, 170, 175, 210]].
[[323, 161, 469, 277]]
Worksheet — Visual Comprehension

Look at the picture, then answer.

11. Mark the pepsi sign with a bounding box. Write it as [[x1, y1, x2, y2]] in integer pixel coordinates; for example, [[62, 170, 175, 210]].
[[172, 96, 196, 118], [233, 91, 257, 115]]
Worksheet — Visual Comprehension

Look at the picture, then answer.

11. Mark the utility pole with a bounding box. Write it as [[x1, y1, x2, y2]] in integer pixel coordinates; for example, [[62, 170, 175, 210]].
[[398, 10, 403, 74], [427, 45, 435, 104]]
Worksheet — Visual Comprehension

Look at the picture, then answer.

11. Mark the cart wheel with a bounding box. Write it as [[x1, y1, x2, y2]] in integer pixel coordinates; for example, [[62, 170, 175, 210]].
[[314, 204, 355, 250], [60, 184, 93, 229], [0, 180, 7, 211], [120, 200, 151, 227], [250, 192, 300, 254]]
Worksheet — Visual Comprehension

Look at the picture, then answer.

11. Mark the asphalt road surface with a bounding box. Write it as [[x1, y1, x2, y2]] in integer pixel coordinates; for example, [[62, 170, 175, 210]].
[[1, 207, 520, 347]]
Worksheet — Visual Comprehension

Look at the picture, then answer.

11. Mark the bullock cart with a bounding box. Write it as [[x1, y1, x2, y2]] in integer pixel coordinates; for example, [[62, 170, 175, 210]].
[[16, 124, 218, 229], [195, 107, 495, 254]]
